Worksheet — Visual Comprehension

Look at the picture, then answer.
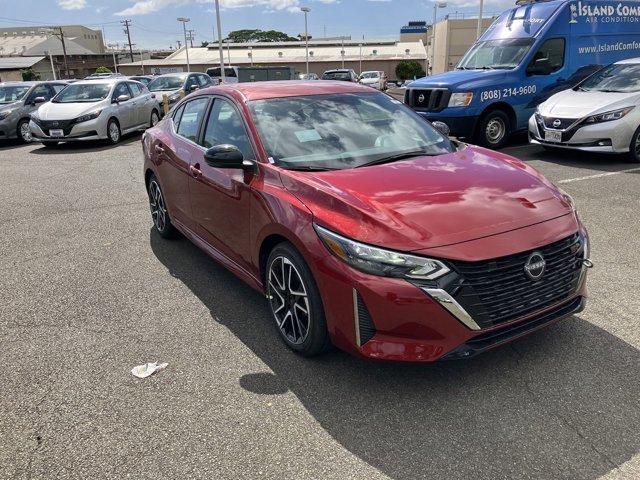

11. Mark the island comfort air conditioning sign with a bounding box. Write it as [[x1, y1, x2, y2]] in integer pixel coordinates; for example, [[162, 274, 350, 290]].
[[570, 1, 640, 23]]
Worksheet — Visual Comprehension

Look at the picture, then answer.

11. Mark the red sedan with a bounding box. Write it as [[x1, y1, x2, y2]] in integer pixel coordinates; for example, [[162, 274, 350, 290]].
[[142, 81, 590, 362]]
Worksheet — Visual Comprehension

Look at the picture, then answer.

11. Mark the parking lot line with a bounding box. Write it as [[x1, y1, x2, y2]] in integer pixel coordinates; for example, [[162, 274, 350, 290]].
[[557, 167, 640, 184]]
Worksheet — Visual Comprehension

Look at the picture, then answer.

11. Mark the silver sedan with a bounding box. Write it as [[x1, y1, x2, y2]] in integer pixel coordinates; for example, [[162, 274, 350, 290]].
[[30, 78, 160, 146]]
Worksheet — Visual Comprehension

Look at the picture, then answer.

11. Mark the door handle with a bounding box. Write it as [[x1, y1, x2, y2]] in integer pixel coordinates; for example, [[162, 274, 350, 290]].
[[190, 163, 202, 178], [154, 145, 165, 154]]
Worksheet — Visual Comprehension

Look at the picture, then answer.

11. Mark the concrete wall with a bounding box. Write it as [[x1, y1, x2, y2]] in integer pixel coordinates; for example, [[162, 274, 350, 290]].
[[0, 69, 23, 81], [431, 17, 496, 74]]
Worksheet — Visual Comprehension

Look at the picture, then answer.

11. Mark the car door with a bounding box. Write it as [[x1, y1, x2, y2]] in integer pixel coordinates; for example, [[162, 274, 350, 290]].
[[128, 81, 153, 126], [155, 96, 211, 231], [111, 82, 135, 130], [23, 84, 53, 117], [189, 97, 256, 270]]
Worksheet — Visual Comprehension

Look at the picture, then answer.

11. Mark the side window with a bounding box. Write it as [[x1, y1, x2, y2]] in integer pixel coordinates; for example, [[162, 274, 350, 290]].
[[51, 84, 66, 94], [172, 104, 185, 130], [176, 97, 210, 142], [129, 82, 143, 97], [202, 99, 253, 160], [112, 82, 131, 101], [198, 74, 211, 86], [529, 38, 565, 74], [29, 85, 52, 102]]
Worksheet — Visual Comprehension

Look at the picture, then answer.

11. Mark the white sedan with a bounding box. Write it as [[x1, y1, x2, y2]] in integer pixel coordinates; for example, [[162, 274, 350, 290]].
[[529, 57, 640, 162]]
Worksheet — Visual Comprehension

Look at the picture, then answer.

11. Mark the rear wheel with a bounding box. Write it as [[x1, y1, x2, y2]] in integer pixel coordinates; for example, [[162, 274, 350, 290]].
[[17, 119, 32, 143], [147, 175, 176, 238], [149, 110, 159, 128], [476, 110, 510, 149], [627, 126, 640, 163], [266, 243, 330, 356], [106, 118, 121, 145]]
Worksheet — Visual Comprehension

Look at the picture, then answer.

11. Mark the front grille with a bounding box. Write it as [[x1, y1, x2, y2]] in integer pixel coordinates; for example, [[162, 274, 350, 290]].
[[407, 88, 450, 112], [540, 116, 577, 130], [447, 233, 584, 329], [535, 115, 582, 142], [36, 119, 76, 136]]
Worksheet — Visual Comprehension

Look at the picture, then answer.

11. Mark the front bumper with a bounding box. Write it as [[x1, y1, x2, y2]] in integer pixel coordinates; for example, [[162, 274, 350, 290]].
[[0, 117, 19, 139], [29, 117, 107, 142], [416, 111, 479, 139], [528, 114, 634, 153], [312, 220, 589, 363]]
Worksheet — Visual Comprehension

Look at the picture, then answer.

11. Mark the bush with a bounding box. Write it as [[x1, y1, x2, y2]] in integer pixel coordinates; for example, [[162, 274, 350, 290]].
[[21, 68, 39, 81], [395, 60, 426, 81], [95, 66, 112, 74]]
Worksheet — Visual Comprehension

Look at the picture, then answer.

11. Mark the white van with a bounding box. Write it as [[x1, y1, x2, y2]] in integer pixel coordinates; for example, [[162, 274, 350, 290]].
[[206, 66, 239, 85]]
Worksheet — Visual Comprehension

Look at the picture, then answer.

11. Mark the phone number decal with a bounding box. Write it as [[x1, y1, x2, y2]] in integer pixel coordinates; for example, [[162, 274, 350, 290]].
[[480, 85, 536, 102]]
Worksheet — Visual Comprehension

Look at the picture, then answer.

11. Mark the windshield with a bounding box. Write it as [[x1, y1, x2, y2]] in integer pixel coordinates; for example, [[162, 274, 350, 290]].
[[0, 85, 31, 104], [322, 71, 351, 80], [148, 75, 186, 91], [52, 83, 110, 103], [457, 38, 534, 70], [249, 92, 453, 170], [578, 63, 640, 93]]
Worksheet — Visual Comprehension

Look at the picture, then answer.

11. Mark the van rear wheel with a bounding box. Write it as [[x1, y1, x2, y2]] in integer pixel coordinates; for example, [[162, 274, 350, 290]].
[[476, 110, 510, 149]]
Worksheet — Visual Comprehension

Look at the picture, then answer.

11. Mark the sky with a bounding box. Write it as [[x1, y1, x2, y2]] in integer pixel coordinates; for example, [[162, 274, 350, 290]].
[[0, 0, 514, 49]]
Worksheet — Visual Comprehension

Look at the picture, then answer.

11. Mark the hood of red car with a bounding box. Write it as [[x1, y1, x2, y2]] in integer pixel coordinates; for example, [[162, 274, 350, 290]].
[[280, 145, 573, 252]]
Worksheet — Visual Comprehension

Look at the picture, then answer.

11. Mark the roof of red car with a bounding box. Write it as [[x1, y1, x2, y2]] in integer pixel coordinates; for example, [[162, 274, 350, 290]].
[[205, 80, 374, 101]]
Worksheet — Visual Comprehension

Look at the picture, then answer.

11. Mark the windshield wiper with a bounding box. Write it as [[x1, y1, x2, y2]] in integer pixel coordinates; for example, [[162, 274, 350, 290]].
[[598, 89, 625, 93], [283, 165, 335, 172], [356, 149, 431, 168]]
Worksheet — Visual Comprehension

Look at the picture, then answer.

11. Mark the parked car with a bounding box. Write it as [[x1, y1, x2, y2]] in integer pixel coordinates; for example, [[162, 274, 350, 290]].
[[30, 78, 159, 146], [358, 71, 387, 90], [142, 81, 590, 362], [0, 81, 68, 143], [298, 73, 319, 80], [405, 0, 640, 148], [530, 58, 640, 162], [129, 75, 154, 87], [85, 73, 123, 80], [147, 72, 213, 110], [321, 69, 358, 82], [206, 66, 240, 85]]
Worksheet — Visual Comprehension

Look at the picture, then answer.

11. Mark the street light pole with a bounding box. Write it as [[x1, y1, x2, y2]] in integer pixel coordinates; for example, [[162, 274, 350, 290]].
[[214, 0, 226, 83], [108, 43, 118, 73], [431, 2, 447, 75], [301, 6, 310, 75], [476, 0, 484, 40], [177, 17, 191, 72]]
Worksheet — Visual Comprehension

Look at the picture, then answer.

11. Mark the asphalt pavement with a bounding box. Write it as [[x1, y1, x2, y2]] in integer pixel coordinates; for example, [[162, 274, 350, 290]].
[[0, 134, 638, 479]]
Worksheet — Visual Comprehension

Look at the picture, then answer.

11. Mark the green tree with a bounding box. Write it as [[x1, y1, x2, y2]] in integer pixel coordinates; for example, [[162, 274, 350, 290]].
[[226, 29, 260, 43], [226, 29, 296, 43], [395, 60, 426, 81], [21, 68, 39, 81], [95, 66, 112, 74], [201, 41, 210, 48]]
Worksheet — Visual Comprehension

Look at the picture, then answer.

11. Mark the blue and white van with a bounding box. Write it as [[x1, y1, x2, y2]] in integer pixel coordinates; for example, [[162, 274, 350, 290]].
[[406, 0, 640, 147]]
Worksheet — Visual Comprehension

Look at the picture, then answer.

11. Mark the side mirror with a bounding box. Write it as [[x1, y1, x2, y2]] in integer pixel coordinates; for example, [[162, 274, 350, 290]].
[[115, 94, 130, 103], [189, 85, 199, 92], [204, 144, 252, 170], [527, 58, 552, 76], [432, 121, 450, 137], [33, 96, 47, 105]]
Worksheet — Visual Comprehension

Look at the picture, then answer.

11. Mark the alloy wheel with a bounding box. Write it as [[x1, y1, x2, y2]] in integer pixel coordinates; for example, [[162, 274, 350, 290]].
[[151, 111, 159, 127], [20, 122, 32, 142], [486, 118, 506, 144], [108, 121, 120, 143], [267, 256, 311, 345], [148, 180, 166, 232], [635, 133, 640, 157]]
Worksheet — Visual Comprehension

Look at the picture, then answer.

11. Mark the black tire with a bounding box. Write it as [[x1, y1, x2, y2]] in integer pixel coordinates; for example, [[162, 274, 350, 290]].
[[147, 174, 176, 239], [17, 119, 33, 143], [627, 126, 640, 163], [476, 110, 511, 149], [149, 109, 160, 128], [266, 243, 331, 357], [106, 118, 121, 145]]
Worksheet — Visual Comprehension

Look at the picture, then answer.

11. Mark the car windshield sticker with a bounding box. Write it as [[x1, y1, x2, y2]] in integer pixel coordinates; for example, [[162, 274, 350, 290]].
[[294, 129, 322, 143]]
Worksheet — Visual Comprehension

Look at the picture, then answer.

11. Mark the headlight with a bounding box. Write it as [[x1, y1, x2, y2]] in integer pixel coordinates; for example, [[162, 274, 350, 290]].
[[448, 92, 473, 107], [314, 224, 451, 279], [0, 109, 15, 120], [584, 107, 633, 124], [75, 110, 102, 123]]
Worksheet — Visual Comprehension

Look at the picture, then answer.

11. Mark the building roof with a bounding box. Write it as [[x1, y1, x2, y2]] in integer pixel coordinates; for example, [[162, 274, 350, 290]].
[[0, 34, 93, 56], [120, 40, 427, 67], [0, 56, 45, 70]]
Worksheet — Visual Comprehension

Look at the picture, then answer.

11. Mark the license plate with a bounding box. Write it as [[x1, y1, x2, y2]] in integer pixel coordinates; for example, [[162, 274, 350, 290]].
[[49, 129, 64, 138], [544, 130, 562, 143]]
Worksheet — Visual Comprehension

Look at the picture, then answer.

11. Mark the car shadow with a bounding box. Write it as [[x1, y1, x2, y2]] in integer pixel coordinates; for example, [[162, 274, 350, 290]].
[[28, 132, 142, 155], [149, 229, 640, 480]]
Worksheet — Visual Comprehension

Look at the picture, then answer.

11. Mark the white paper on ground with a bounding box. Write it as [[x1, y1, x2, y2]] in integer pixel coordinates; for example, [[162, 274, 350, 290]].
[[131, 362, 168, 379]]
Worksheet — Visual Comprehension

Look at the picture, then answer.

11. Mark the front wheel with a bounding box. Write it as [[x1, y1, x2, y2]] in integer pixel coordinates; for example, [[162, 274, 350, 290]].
[[476, 110, 510, 149], [17, 119, 32, 143], [106, 118, 121, 145], [149, 110, 160, 128], [266, 243, 330, 356], [627, 126, 640, 163]]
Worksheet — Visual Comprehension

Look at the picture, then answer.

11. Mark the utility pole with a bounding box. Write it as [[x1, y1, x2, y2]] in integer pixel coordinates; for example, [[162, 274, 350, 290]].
[[121, 19, 135, 62], [48, 27, 69, 79], [476, 0, 484, 40], [176, 40, 182, 49], [186, 29, 195, 48]]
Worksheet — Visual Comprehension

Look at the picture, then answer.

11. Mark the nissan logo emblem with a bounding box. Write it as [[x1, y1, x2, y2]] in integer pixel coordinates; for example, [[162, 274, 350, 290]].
[[418, 93, 425, 103], [51, 122, 59, 127], [524, 252, 546, 281], [552, 119, 561, 128]]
